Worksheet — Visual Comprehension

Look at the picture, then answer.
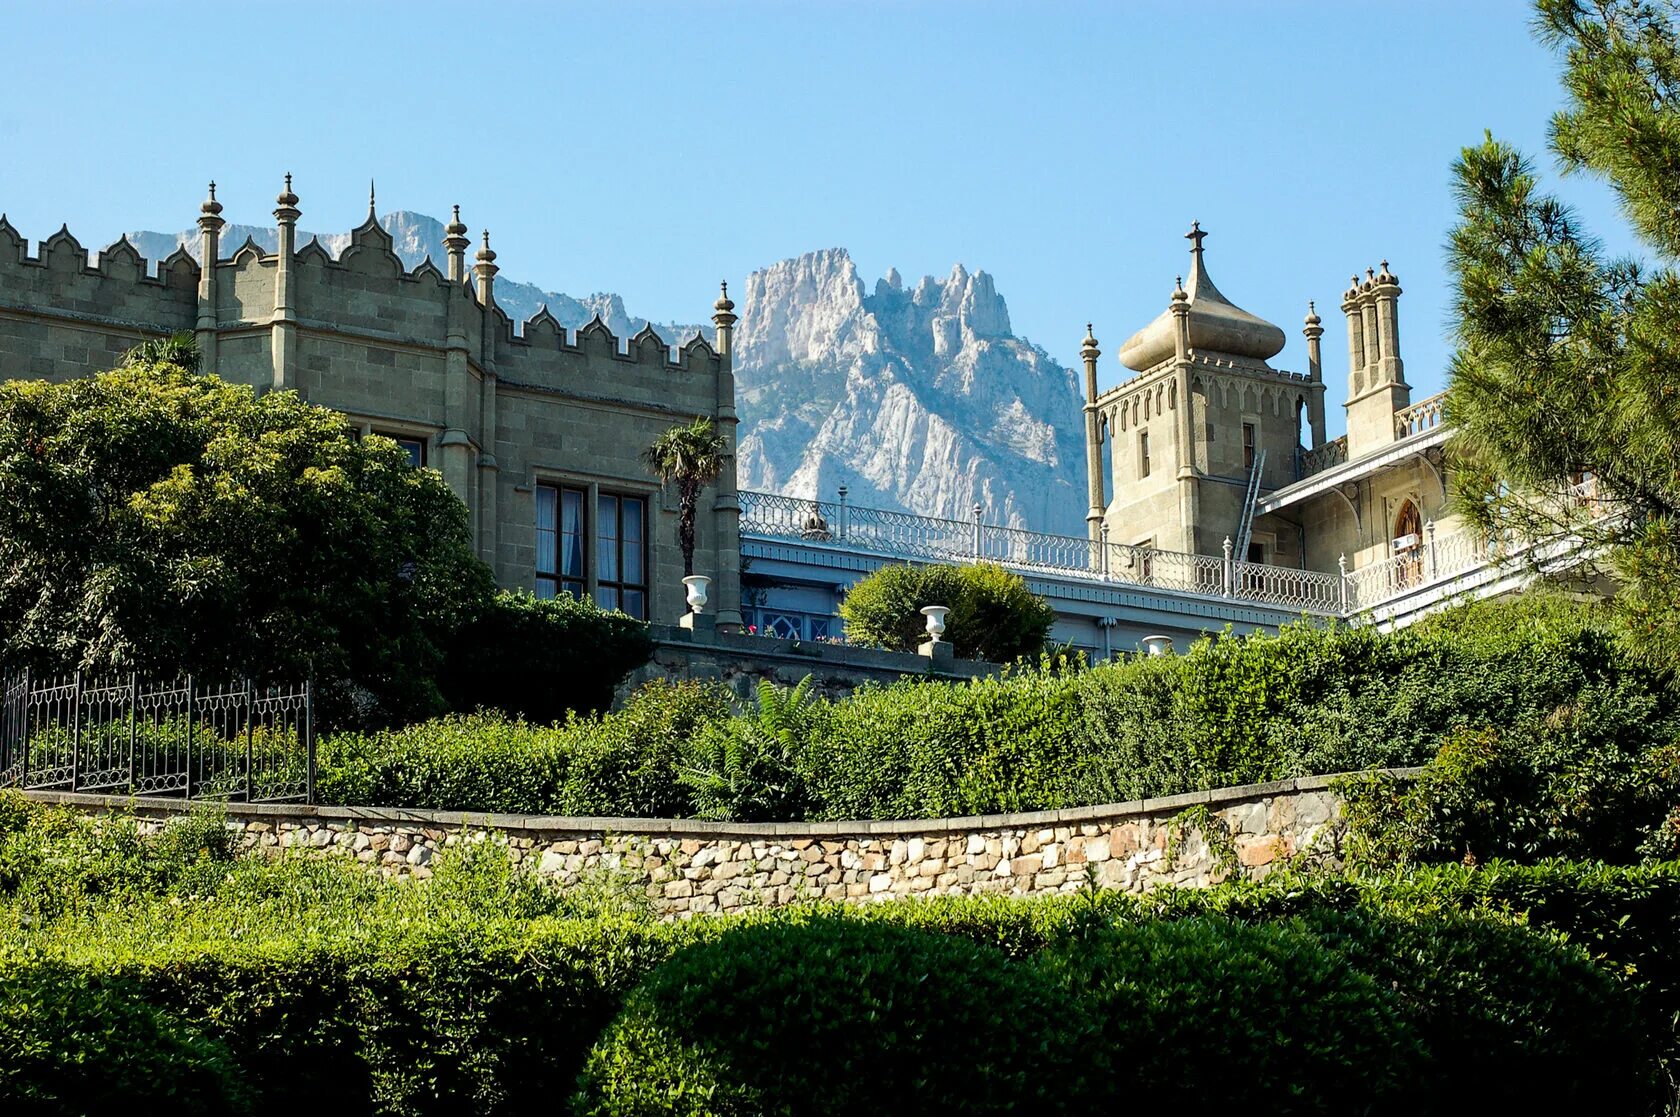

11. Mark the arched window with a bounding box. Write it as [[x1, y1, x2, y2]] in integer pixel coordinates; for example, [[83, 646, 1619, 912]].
[[1392, 499, 1423, 588]]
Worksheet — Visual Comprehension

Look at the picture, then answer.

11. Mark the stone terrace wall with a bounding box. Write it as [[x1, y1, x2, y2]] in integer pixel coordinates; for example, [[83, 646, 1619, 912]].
[[29, 772, 1416, 919], [622, 624, 1000, 703]]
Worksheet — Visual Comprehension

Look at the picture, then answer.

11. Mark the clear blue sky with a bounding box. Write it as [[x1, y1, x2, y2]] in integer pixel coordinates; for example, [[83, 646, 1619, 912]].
[[0, 0, 1639, 432]]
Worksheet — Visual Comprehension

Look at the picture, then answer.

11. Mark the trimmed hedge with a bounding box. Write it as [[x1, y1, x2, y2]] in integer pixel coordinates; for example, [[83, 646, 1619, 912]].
[[574, 918, 1102, 1116], [1037, 917, 1425, 1113], [1, 799, 1678, 1115], [319, 595, 1680, 841]]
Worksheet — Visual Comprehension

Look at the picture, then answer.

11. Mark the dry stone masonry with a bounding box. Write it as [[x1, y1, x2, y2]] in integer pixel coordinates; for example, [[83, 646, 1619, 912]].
[[34, 773, 1398, 918]]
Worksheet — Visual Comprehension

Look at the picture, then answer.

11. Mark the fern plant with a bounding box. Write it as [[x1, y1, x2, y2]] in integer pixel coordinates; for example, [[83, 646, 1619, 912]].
[[678, 677, 822, 821]]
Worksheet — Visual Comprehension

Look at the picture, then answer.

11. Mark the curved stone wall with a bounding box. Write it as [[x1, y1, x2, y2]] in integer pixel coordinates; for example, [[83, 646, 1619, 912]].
[[27, 770, 1417, 918]]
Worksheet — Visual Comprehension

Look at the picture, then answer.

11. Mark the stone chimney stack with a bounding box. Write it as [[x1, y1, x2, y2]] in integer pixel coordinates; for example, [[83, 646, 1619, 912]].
[[1344, 261, 1412, 459]]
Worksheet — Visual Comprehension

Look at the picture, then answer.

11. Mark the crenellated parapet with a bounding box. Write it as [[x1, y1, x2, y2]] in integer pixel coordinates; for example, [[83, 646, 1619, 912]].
[[0, 177, 743, 630]]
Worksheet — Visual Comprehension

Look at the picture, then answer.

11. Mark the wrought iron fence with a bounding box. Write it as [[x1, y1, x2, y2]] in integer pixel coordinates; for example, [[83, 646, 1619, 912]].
[[0, 673, 313, 803]]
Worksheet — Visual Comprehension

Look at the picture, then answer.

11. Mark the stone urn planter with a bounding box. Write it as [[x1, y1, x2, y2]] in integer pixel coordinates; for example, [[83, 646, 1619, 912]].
[[682, 575, 710, 615]]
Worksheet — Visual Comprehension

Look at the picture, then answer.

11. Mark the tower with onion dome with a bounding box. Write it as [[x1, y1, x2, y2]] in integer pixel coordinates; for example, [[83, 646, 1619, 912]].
[[1081, 223, 1328, 565]]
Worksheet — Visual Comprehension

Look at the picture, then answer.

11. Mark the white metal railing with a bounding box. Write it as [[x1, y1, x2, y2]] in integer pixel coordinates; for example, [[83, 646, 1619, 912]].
[[740, 489, 1332, 613], [738, 485, 1601, 620], [1395, 391, 1445, 439]]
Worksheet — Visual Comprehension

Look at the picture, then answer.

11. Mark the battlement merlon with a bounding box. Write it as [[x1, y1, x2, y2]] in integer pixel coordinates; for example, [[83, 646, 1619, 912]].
[[0, 189, 729, 388]]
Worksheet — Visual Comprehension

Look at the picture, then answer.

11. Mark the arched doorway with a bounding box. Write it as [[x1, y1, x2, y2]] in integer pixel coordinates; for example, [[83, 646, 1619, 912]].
[[1392, 500, 1423, 587]]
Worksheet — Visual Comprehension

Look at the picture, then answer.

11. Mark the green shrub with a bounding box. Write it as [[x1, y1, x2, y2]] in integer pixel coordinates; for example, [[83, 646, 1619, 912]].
[[318, 681, 731, 817], [314, 594, 1680, 837], [1302, 909, 1656, 1112], [0, 967, 249, 1115], [573, 917, 1102, 1116], [318, 712, 573, 813], [838, 561, 1054, 661], [1036, 917, 1424, 1113], [678, 677, 823, 821], [558, 680, 732, 818], [440, 590, 653, 724], [1340, 711, 1680, 868]]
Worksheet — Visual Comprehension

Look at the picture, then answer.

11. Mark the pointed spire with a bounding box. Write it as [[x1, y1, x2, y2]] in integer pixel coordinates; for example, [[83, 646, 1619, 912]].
[[368, 179, 377, 219]]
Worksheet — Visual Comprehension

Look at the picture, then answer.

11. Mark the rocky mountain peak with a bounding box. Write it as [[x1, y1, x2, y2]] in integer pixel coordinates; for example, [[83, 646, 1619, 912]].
[[118, 213, 1083, 535]]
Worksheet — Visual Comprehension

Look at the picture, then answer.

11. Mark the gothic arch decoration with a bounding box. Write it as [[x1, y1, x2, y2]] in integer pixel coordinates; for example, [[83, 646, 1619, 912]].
[[1393, 498, 1423, 588]]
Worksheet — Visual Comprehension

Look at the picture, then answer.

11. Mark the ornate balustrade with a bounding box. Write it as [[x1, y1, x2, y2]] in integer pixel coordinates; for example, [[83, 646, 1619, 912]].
[[1395, 392, 1445, 438], [1297, 436, 1348, 479], [738, 486, 1578, 623]]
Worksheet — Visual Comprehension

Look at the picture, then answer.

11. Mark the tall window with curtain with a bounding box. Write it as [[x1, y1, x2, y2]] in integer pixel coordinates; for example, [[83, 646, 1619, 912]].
[[535, 485, 586, 601], [596, 492, 647, 619]]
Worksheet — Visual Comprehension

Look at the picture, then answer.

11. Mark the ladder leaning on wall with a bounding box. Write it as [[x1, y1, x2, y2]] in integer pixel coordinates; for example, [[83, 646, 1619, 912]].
[[1233, 448, 1266, 563]]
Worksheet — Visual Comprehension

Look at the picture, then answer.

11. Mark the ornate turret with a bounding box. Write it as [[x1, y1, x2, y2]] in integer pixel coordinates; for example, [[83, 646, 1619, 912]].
[[444, 205, 470, 283], [1081, 322, 1105, 540], [1118, 223, 1287, 371], [271, 175, 301, 390], [1302, 302, 1327, 448], [473, 229, 498, 309], [195, 182, 225, 369]]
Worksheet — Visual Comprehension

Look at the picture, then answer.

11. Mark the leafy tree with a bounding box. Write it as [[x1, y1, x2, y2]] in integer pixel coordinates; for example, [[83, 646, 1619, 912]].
[[1447, 0, 1680, 666], [838, 561, 1055, 662], [640, 416, 725, 577], [0, 357, 492, 726]]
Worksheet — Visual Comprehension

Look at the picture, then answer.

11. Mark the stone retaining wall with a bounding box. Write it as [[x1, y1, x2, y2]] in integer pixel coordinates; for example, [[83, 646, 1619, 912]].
[[28, 771, 1416, 918]]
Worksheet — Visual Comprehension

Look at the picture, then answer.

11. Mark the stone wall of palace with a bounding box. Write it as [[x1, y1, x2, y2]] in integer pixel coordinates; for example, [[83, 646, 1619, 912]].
[[0, 199, 742, 627], [27, 770, 1416, 919]]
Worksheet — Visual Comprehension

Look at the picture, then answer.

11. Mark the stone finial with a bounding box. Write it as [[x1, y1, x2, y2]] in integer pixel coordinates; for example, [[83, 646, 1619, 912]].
[[445, 204, 467, 237], [713, 281, 738, 331], [276, 173, 298, 209], [1081, 322, 1100, 360], [201, 181, 223, 217], [1304, 300, 1321, 328], [476, 229, 497, 265], [368, 179, 377, 219], [1376, 259, 1398, 286], [1185, 220, 1207, 256], [1171, 276, 1189, 306]]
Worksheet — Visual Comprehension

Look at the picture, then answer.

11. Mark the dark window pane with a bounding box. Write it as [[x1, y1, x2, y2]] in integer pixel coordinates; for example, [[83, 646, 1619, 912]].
[[535, 578, 556, 601], [599, 494, 620, 583], [598, 586, 619, 612], [621, 589, 645, 620]]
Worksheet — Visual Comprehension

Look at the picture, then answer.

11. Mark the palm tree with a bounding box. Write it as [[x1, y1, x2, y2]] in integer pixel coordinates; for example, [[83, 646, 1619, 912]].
[[122, 332, 200, 373], [642, 416, 727, 577]]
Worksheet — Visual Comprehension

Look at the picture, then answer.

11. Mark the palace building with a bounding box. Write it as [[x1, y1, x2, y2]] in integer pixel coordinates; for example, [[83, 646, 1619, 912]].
[[1081, 224, 1450, 592], [0, 180, 745, 630]]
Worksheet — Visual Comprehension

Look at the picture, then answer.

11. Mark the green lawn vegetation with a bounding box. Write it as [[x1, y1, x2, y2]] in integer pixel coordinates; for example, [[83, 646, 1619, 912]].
[[0, 795, 1673, 1114], [318, 595, 1680, 862]]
